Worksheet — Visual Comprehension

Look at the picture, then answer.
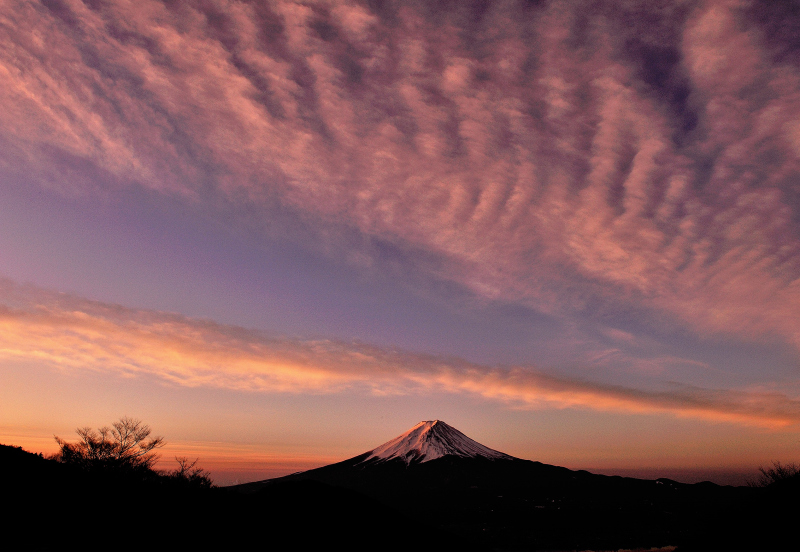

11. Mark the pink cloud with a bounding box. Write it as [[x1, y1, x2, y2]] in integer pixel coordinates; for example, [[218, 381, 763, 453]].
[[2, 0, 800, 355]]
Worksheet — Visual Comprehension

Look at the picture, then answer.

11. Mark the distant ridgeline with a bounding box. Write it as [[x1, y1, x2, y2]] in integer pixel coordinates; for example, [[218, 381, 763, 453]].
[[3, 420, 799, 551], [232, 420, 800, 552]]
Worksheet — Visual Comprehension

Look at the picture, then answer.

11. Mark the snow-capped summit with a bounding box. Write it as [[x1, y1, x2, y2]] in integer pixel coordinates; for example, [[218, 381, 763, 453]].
[[360, 420, 514, 465]]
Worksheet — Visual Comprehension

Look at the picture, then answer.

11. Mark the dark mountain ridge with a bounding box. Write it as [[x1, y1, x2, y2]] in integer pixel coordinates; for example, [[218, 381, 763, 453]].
[[4, 420, 797, 552], [233, 420, 788, 552]]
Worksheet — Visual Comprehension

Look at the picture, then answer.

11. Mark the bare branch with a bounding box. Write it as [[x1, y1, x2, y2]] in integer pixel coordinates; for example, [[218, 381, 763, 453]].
[[53, 417, 165, 472]]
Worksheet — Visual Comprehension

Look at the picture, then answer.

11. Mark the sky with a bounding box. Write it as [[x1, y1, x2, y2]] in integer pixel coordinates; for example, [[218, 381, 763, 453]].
[[2, 0, 800, 486]]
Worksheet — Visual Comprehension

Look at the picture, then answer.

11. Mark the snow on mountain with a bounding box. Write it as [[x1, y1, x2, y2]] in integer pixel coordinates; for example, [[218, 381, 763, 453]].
[[360, 420, 514, 465]]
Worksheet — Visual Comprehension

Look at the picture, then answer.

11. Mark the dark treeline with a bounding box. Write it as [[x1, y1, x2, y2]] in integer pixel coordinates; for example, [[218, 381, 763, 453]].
[[675, 461, 800, 552], [2, 420, 799, 552]]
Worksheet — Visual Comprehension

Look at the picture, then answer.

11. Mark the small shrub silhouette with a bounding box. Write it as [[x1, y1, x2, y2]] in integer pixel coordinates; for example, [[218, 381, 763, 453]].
[[167, 456, 213, 488], [751, 461, 800, 487]]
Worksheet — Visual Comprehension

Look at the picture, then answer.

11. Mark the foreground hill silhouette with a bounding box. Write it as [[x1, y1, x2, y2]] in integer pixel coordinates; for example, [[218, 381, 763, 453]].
[[1, 421, 467, 552], [234, 420, 799, 552], [4, 420, 799, 551]]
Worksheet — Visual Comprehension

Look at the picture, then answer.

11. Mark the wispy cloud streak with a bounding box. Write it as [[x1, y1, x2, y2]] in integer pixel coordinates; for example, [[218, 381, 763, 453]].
[[2, 280, 797, 427]]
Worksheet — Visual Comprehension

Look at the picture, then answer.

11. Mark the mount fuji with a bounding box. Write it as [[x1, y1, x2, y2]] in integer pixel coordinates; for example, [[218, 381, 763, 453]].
[[233, 419, 586, 498], [359, 420, 514, 464], [232, 420, 744, 551]]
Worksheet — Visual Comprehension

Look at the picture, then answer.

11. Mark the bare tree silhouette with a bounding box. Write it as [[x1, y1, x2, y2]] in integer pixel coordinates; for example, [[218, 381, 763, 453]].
[[751, 461, 800, 487], [169, 456, 213, 488], [53, 416, 164, 474], [52, 416, 215, 489]]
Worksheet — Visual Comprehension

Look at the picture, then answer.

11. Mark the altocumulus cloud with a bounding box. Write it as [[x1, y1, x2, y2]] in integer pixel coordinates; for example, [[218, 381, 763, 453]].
[[1, 279, 798, 427], [2, 2, 800, 388]]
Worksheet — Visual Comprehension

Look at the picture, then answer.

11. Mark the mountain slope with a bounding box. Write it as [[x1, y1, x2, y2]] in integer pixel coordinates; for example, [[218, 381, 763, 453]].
[[234, 419, 599, 493], [231, 420, 752, 551]]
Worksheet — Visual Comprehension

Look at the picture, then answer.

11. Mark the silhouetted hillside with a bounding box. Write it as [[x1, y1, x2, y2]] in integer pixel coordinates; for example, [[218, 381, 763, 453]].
[[241, 453, 755, 551], [233, 420, 796, 552], [674, 473, 800, 552], [1, 443, 474, 552], [4, 438, 797, 552]]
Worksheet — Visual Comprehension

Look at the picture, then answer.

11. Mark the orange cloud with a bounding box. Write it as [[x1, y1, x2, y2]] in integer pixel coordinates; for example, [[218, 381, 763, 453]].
[[1, 279, 798, 428]]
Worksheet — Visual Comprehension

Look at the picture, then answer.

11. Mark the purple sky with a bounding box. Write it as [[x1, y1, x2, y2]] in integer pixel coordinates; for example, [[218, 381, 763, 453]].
[[2, 0, 800, 485]]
